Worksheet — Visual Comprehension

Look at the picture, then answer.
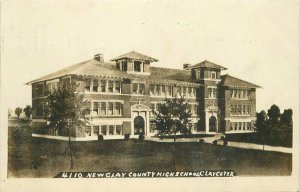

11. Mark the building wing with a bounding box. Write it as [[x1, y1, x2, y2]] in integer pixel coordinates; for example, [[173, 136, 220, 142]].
[[220, 74, 260, 88]]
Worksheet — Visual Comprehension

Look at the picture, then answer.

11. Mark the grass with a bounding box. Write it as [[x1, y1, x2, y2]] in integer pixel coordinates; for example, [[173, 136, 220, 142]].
[[225, 130, 292, 148], [8, 119, 292, 178]]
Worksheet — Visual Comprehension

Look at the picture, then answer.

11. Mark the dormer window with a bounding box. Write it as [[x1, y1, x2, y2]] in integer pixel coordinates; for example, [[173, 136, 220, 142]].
[[110, 51, 158, 75], [121, 61, 128, 71], [134, 61, 142, 72], [211, 71, 216, 79]]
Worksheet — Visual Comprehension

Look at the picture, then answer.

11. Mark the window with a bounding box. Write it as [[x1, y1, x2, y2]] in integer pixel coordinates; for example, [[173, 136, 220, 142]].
[[100, 102, 106, 115], [93, 102, 99, 115], [183, 87, 187, 97], [47, 81, 59, 93], [132, 83, 138, 94], [134, 61, 142, 72], [101, 80, 106, 92], [115, 81, 121, 93], [93, 126, 99, 136], [247, 122, 251, 130], [86, 101, 91, 115], [234, 122, 237, 130], [237, 105, 241, 114], [116, 125, 122, 135], [188, 87, 192, 97], [109, 125, 114, 135], [92, 79, 98, 92], [177, 86, 182, 97], [247, 91, 250, 99], [139, 84, 145, 95], [231, 89, 251, 100], [150, 85, 155, 95], [192, 104, 198, 115], [35, 101, 44, 117], [86, 126, 91, 136], [35, 83, 44, 97], [208, 87, 216, 98], [101, 125, 107, 135], [108, 80, 114, 93], [115, 102, 121, 115], [156, 85, 160, 96], [116, 62, 120, 70], [92, 101, 123, 116], [161, 85, 166, 96], [122, 61, 128, 71], [167, 85, 172, 97], [150, 103, 155, 116], [211, 71, 216, 79], [85, 79, 91, 92], [108, 102, 114, 115]]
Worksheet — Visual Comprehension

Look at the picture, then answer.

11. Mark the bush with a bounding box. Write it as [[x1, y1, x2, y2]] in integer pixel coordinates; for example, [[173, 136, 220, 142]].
[[124, 134, 130, 140], [213, 140, 218, 145], [139, 134, 145, 140], [199, 139, 205, 144], [98, 135, 104, 141]]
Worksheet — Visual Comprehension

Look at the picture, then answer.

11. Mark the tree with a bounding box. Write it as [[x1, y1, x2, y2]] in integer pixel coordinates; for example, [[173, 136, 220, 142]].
[[281, 109, 293, 128], [255, 110, 269, 151], [23, 105, 32, 120], [15, 107, 22, 119], [267, 105, 280, 126], [46, 79, 89, 169], [152, 96, 192, 142]]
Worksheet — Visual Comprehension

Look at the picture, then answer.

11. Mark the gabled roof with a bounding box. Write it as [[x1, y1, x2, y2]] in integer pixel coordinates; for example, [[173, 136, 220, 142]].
[[191, 60, 227, 70], [110, 51, 159, 62], [220, 74, 260, 88]]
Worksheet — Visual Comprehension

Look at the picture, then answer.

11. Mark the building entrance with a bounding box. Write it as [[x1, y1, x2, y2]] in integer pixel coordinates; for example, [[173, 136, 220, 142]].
[[134, 116, 145, 135]]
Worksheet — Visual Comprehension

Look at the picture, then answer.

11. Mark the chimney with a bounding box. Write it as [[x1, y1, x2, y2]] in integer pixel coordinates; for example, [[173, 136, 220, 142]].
[[183, 63, 191, 70], [94, 53, 104, 64]]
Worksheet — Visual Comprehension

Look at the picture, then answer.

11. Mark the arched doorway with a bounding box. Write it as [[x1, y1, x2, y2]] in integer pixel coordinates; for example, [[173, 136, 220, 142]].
[[134, 116, 145, 135], [209, 116, 217, 132]]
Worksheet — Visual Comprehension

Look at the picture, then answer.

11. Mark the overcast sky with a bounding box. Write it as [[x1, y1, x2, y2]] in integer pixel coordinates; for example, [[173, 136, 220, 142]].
[[1, 0, 299, 112]]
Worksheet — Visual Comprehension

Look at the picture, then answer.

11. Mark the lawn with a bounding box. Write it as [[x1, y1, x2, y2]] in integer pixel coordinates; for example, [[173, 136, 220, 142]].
[[8, 119, 292, 178], [225, 130, 292, 148]]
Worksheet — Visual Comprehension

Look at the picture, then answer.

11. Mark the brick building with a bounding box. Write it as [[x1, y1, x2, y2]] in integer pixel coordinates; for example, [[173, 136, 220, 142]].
[[27, 51, 260, 140]]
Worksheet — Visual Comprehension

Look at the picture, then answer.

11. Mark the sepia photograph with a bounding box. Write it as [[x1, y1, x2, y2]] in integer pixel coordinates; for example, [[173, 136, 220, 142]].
[[1, 0, 299, 191]]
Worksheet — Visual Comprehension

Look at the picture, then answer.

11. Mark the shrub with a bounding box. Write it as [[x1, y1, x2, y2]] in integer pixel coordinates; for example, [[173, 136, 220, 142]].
[[124, 134, 130, 140], [213, 140, 218, 145], [199, 139, 205, 144], [139, 134, 145, 140], [98, 135, 104, 141]]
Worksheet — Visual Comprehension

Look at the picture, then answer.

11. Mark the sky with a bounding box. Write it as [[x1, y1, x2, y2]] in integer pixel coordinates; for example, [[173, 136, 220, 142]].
[[1, 0, 299, 112]]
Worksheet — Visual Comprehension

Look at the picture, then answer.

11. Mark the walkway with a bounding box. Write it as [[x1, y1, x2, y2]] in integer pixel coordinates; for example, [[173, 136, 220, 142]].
[[145, 137, 292, 154]]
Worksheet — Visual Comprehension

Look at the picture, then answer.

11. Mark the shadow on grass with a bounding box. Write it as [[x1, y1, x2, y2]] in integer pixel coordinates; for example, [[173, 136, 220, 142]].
[[8, 123, 292, 177]]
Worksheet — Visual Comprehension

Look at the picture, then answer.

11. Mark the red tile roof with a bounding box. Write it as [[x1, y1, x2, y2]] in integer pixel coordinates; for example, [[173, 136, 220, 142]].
[[110, 51, 159, 62]]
